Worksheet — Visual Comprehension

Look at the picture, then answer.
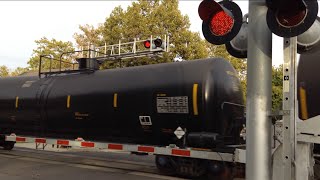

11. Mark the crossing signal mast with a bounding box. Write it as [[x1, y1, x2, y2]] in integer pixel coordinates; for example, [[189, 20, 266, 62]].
[[265, 1, 320, 180]]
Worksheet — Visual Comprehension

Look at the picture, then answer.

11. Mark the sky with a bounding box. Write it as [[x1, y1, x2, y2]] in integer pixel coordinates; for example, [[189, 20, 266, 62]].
[[0, 1, 314, 70]]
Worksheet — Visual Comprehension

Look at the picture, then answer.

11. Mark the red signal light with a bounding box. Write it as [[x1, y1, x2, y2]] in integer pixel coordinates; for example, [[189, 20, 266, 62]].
[[144, 40, 151, 48], [198, 0, 242, 45], [144, 39, 163, 49], [210, 11, 234, 36]]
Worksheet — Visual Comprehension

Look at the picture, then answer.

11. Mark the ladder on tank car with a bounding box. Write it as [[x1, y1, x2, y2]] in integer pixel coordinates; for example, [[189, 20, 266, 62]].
[[38, 35, 170, 78]]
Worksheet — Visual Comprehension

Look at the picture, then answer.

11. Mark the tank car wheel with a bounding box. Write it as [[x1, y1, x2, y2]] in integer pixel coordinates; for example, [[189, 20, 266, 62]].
[[155, 155, 176, 175], [207, 161, 233, 180], [3, 141, 15, 150]]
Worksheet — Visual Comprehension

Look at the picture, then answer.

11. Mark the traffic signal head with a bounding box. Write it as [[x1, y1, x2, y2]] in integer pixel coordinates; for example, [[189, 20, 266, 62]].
[[198, 0, 243, 45], [266, 0, 319, 37], [144, 38, 163, 49]]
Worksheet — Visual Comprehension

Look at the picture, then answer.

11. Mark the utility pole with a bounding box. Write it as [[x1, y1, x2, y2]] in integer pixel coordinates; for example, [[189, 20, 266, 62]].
[[246, 1, 272, 180]]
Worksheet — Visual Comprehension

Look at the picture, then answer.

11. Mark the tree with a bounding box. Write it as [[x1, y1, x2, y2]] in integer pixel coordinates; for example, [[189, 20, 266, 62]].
[[28, 37, 75, 70], [11, 67, 30, 76], [72, 0, 247, 100], [72, 0, 246, 77], [73, 24, 104, 49], [99, 0, 209, 68], [0, 66, 9, 77]]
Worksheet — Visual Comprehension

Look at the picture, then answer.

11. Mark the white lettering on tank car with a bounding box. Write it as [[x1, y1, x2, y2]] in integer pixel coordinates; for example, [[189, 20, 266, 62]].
[[157, 96, 189, 114]]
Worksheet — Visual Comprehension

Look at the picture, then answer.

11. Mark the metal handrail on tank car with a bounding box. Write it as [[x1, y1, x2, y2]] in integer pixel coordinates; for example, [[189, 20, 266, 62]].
[[38, 35, 169, 77], [39, 49, 104, 78], [39, 55, 78, 78], [59, 49, 108, 72]]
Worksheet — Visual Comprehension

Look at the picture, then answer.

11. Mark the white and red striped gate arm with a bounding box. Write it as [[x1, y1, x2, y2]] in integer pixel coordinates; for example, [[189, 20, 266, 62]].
[[4, 134, 245, 163]]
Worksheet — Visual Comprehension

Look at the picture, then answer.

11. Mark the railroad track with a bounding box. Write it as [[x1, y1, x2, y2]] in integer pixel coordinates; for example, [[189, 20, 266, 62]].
[[0, 147, 187, 180]]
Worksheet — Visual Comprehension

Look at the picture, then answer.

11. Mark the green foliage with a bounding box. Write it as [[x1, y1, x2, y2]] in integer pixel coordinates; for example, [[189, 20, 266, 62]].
[[11, 67, 30, 76], [272, 65, 283, 110], [0, 66, 9, 77], [0, 65, 31, 77], [73, 2, 249, 101], [73, 0, 219, 69], [73, 24, 104, 48], [28, 37, 75, 70]]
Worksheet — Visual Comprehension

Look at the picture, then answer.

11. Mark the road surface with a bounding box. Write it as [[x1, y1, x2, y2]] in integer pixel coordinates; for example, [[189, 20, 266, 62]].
[[0, 143, 188, 180]]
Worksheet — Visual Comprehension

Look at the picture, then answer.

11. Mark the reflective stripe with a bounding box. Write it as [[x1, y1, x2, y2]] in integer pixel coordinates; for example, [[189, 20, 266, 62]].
[[193, 84, 199, 115], [16, 137, 26, 142], [67, 95, 71, 108], [113, 93, 118, 108], [138, 146, 155, 153], [15, 96, 19, 109], [57, 140, 69, 146], [81, 142, 95, 148], [108, 144, 123, 150], [299, 87, 308, 120], [35, 138, 46, 143], [172, 149, 190, 157]]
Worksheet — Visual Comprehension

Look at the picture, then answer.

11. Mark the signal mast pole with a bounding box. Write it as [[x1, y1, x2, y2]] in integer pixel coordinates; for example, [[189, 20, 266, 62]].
[[246, 1, 272, 180]]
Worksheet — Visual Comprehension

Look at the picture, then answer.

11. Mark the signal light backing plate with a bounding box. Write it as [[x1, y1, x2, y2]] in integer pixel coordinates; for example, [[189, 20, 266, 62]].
[[202, 1, 242, 45], [198, 0, 222, 22], [267, 0, 318, 38]]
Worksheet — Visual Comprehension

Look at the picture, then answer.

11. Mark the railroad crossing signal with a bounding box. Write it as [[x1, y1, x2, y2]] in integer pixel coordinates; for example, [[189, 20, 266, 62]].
[[199, 0, 320, 57], [198, 0, 248, 58], [266, 0, 320, 53], [266, 0, 319, 38], [198, 1, 320, 179], [144, 38, 163, 49]]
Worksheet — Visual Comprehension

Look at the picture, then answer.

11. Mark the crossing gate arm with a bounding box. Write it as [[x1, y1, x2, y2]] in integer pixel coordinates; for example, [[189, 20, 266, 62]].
[[3, 134, 245, 163]]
